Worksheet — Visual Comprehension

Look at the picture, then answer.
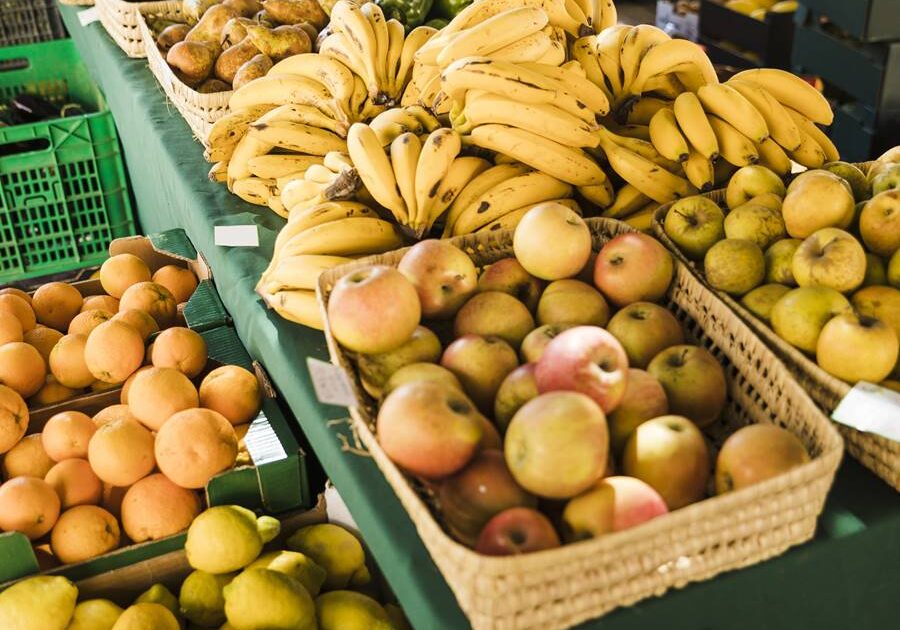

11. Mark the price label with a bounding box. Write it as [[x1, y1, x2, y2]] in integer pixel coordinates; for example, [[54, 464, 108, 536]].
[[78, 7, 100, 26], [214, 225, 259, 247], [832, 382, 900, 441], [307, 358, 356, 407]]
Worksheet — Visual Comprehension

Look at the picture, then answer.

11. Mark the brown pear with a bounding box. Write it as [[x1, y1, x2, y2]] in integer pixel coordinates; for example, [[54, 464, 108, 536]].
[[185, 4, 238, 46], [157, 23, 191, 51], [244, 23, 310, 61], [198, 78, 232, 93], [232, 54, 273, 90], [222, 0, 261, 18], [214, 36, 260, 83], [183, 0, 223, 22], [166, 41, 217, 87], [296, 22, 317, 42], [220, 16, 253, 47], [262, 0, 328, 28], [254, 9, 277, 27]]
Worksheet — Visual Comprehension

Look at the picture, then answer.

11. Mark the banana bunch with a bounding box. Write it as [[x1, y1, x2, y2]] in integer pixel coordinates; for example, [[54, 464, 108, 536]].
[[277, 151, 365, 218], [368, 105, 442, 146], [257, 200, 407, 329]]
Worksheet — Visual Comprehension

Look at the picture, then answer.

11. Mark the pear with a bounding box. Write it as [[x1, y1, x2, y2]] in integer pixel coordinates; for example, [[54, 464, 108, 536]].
[[262, 0, 328, 28], [185, 4, 238, 47], [156, 23, 190, 52], [183, 0, 221, 22], [220, 16, 253, 48], [244, 23, 311, 62], [166, 41, 216, 87], [214, 37, 260, 83], [233, 54, 273, 90], [222, 0, 261, 18], [254, 9, 277, 27], [198, 78, 232, 93], [0, 575, 77, 630]]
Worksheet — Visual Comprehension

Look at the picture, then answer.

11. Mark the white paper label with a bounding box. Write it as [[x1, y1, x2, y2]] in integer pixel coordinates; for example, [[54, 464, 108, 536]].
[[324, 483, 360, 532], [831, 382, 900, 442], [307, 358, 356, 407], [78, 7, 100, 26], [214, 225, 259, 247]]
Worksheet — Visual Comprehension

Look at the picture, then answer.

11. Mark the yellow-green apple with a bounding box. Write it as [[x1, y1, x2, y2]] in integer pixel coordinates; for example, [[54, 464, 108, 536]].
[[724, 203, 786, 249], [606, 302, 684, 369], [859, 190, 900, 257], [594, 233, 674, 306], [890, 250, 900, 288], [357, 326, 441, 398], [534, 326, 629, 413], [782, 170, 854, 238], [382, 363, 463, 399], [474, 507, 560, 555], [816, 313, 899, 383], [519, 324, 572, 363], [536, 279, 609, 327], [647, 345, 727, 428], [876, 146, 900, 163], [725, 165, 786, 210], [327, 265, 420, 354], [476, 258, 544, 311], [704, 239, 765, 296], [871, 163, 900, 196], [453, 291, 535, 347], [663, 196, 725, 261], [745, 192, 785, 212], [852, 286, 900, 342], [494, 364, 538, 431], [770, 286, 851, 352], [715, 424, 809, 494], [822, 161, 868, 201], [562, 476, 668, 540], [792, 228, 866, 293], [622, 415, 710, 509], [397, 239, 477, 319], [476, 414, 502, 450], [607, 369, 668, 454], [863, 254, 887, 287], [505, 392, 609, 498], [740, 283, 791, 322], [441, 335, 519, 413], [377, 381, 483, 479], [437, 449, 536, 547], [513, 203, 592, 280], [764, 238, 801, 285]]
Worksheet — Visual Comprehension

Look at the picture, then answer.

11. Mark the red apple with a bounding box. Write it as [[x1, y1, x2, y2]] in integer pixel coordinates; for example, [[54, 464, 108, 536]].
[[398, 239, 477, 319], [562, 476, 668, 540], [607, 369, 669, 455], [715, 424, 810, 494], [593, 233, 674, 306], [474, 507, 561, 556], [494, 363, 538, 431], [477, 257, 545, 311], [647, 345, 727, 428], [440, 335, 519, 413], [534, 326, 629, 413], [606, 302, 685, 369]]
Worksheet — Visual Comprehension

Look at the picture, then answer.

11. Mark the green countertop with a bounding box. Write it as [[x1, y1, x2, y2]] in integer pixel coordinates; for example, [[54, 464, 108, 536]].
[[59, 6, 900, 628]]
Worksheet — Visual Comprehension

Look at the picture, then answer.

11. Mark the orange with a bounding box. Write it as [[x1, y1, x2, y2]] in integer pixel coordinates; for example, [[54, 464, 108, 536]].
[[101, 483, 128, 519], [80, 294, 120, 314], [68, 309, 114, 336], [0, 287, 32, 306], [155, 408, 237, 489], [84, 320, 144, 384], [29, 377, 78, 407], [0, 342, 46, 398], [120, 365, 152, 404], [112, 309, 159, 341], [121, 473, 201, 542], [0, 310, 23, 345], [99, 254, 151, 299], [42, 410, 97, 461], [50, 505, 120, 563], [0, 477, 61, 539], [92, 404, 136, 427], [45, 458, 103, 508], [87, 417, 156, 486], [23, 325, 63, 362], [32, 282, 83, 331], [49, 333, 95, 389], [1, 434, 54, 479], [152, 265, 198, 304], [127, 367, 198, 431], [0, 293, 36, 331], [199, 365, 263, 426], [119, 282, 177, 328], [150, 327, 207, 378], [0, 384, 28, 453]]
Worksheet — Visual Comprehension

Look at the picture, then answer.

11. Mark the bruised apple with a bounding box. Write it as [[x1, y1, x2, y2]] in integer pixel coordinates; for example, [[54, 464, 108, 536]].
[[475, 507, 560, 556], [647, 345, 726, 428], [562, 476, 668, 540], [593, 233, 674, 306], [397, 240, 477, 319], [477, 258, 544, 311], [715, 424, 809, 493]]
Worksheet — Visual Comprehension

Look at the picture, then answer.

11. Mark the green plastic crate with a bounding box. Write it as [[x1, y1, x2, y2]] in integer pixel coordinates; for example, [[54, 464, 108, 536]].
[[0, 39, 134, 284]]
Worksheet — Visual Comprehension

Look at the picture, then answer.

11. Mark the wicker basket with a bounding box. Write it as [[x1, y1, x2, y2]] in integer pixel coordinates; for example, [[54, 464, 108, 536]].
[[137, 1, 231, 142], [651, 174, 899, 492], [96, 0, 177, 58], [317, 219, 844, 630]]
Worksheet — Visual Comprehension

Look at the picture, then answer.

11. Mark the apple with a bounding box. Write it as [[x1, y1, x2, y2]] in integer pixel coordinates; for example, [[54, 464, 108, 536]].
[[562, 476, 668, 540], [453, 291, 535, 348], [715, 424, 809, 494], [817, 313, 898, 383], [890, 250, 900, 288], [534, 326, 629, 413], [397, 239, 477, 319], [536, 279, 609, 327], [357, 326, 441, 398], [437, 450, 537, 547], [382, 362, 463, 399], [725, 165, 786, 210], [474, 507, 560, 556], [740, 283, 791, 322], [876, 146, 900, 163], [607, 369, 669, 455], [822, 161, 869, 202], [792, 228, 866, 293], [513, 203, 592, 280], [377, 381, 483, 479], [662, 196, 725, 261], [441, 335, 519, 413], [328, 265, 420, 354], [594, 233, 674, 306], [770, 286, 851, 352], [745, 192, 785, 212], [494, 363, 539, 432], [622, 415, 710, 509], [476, 414, 502, 450], [505, 391, 609, 498], [863, 253, 887, 287], [723, 203, 786, 249], [606, 302, 684, 369], [647, 345, 727, 428], [859, 190, 900, 257], [871, 163, 900, 196], [852, 286, 900, 342], [764, 238, 801, 286], [704, 239, 765, 296], [782, 170, 854, 238], [519, 323, 572, 363], [477, 257, 544, 312]]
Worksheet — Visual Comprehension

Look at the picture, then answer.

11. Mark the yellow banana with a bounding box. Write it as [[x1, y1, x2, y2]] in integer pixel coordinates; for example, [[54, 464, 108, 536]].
[[281, 179, 326, 210], [229, 75, 340, 116], [263, 289, 324, 330], [577, 180, 614, 208], [570, 36, 611, 101], [232, 177, 276, 206], [681, 149, 715, 191], [697, 83, 769, 144], [443, 162, 532, 235], [415, 128, 462, 233], [602, 183, 650, 218], [208, 161, 228, 184], [248, 121, 347, 155], [360, 2, 390, 97], [248, 154, 325, 180], [785, 108, 839, 162], [518, 61, 610, 116], [476, 197, 581, 234], [251, 103, 347, 137], [268, 54, 355, 117], [622, 202, 658, 232], [384, 18, 406, 99], [730, 68, 833, 125], [649, 107, 690, 162], [619, 24, 671, 95], [435, 0, 584, 38], [628, 39, 717, 96], [330, 1, 382, 100], [787, 125, 826, 169], [597, 132, 694, 203], [708, 115, 759, 166], [396, 26, 438, 97], [370, 107, 425, 146], [268, 195, 288, 218], [673, 92, 719, 160], [320, 32, 376, 99], [404, 104, 442, 131], [205, 105, 274, 160], [594, 25, 632, 97], [347, 122, 408, 222], [427, 156, 492, 227], [227, 133, 273, 184], [279, 216, 405, 258], [390, 132, 422, 228], [261, 255, 355, 293], [489, 28, 554, 63], [278, 201, 379, 255], [603, 130, 682, 172], [436, 6, 549, 68], [727, 79, 802, 151], [626, 97, 670, 125], [755, 136, 792, 176]]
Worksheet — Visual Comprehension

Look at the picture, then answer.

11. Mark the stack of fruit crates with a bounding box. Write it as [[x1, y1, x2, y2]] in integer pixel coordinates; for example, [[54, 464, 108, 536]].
[[0, 0, 66, 47], [698, 1, 795, 69]]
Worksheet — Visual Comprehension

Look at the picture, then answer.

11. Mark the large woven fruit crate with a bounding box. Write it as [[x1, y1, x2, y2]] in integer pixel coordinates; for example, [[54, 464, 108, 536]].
[[317, 218, 844, 630], [651, 179, 900, 492], [0, 40, 134, 284], [0, 0, 66, 47], [96, 0, 179, 58]]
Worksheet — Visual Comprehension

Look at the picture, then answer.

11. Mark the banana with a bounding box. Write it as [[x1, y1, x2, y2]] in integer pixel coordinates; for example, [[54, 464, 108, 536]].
[[563, 0, 588, 27], [268, 54, 355, 118], [628, 39, 718, 96], [304, 164, 339, 184], [435, 0, 585, 38], [597, 0, 616, 30], [390, 132, 422, 228], [384, 18, 406, 99], [268, 195, 288, 218], [626, 97, 670, 125], [370, 107, 425, 146], [248, 154, 325, 179], [229, 75, 343, 120], [320, 32, 376, 98], [755, 136, 792, 176], [276, 171, 308, 191], [330, 1, 382, 101], [518, 61, 610, 116], [619, 25, 671, 95], [540, 24, 567, 65], [622, 202, 657, 232], [427, 156, 492, 227], [208, 161, 228, 183], [649, 107, 690, 162], [281, 179, 326, 210], [476, 197, 581, 233], [277, 201, 379, 255], [436, 7, 549, 68], [227, 133, 273, 184], [603, 130, 682, 172], [252, 103, 348, 137], [594, 25, 631, 97], [206, 105, 273, 157], [697, 83, 769, 144], [577, 180, 614, 208], [785, 108, 839, 162], [396, 26, 438, 97], [606, 123, 652, 142], [360, 2, 390, 95], [681, 148, 715, 191], [489, 28, 554, 63], [570, 36, 610, 99], [279, 216, 405, 258], [414, 128, 462, 233], [643, 73, 686, 100], [264, 289, 324, 330], [443, 162, 532, 235], [787, 124, 826, 169], [404, 105, 442, 132], [248, 121, 348, 155], [707, 115, 759, 166], [673, 92, 719, 160], [601, 183, 650, 218], [727, 79, 802, 151], [262, 255, 355, 293], [232, 177, 276, 206], [597, 132, 694, 203], [347, 122, 408, 223], [730, 68, 833, 125]]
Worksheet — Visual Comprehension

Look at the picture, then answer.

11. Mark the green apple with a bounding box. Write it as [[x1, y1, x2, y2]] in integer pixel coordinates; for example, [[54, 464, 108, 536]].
[[770, 286, 851, 353], [740, 283, 791, 322], [357, 326, 442, 398], [725, 165, 786, 210], [822, 161, 869, 202], [663, 196, 725, 261], [859, 190, 900, 257], [606, 301, 685, 369], [647, 345, 727, 428], [871, 163, 900, 196], [724, 202, 786, 248], [863, 253, 888, 287], [792, 228, 866, 293], [782, 171, 854, 238], [889, 250, 900, 288], [704, 239, 765, 296], [764, 238, 801, 285]]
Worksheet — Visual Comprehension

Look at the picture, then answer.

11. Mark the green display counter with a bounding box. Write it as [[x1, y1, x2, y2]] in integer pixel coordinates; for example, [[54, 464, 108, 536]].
[[58, 7, 900, 628]]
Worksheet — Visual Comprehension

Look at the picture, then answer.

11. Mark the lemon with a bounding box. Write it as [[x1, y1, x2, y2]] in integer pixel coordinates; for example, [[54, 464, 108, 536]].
[[67, 599, 123, 630], [178, 570, 235, 627], [134, 584, 178, 616], [223, 568, 315, 630], [316, 591, 392, 630], [0, 575, 77, 630], [286, 524, 368, 590], [246, 551, 327, 596], [110, 603, 179, 630], [185, 506, 280, 574]]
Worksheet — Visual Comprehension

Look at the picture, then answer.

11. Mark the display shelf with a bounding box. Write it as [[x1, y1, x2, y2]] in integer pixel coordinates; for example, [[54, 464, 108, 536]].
[[58, 6, 900, 628]]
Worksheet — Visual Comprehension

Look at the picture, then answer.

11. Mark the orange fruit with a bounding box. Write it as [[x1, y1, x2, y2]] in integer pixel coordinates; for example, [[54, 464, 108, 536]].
[[92, 404, 136, 427], [199, 365, 263, 426], [0, 384, 28, 454], [152, 265, 198, 304], [29, 377, 78, 407], [0, 287, 31, 306], [0, 342, 46, 398], [49, 333, 95, 389], [68, 309, 114, 336], [0, 477, 61, 539], [150, 327, 207, 378], [120, 365, 152, 404], [80, 294, 120, 314], [119, 282, 176, 328], [1, 434, 54, 479], [99, 254, 151, 299], [121, 473, 201, 542], [51, 505, 120, 563], [127, 367, 199, 431], [0, 293, 36, 331], [155, 408, 237, 489], [0, 310, 23, 345], [84, 320, 144, 384], [87, 417, 156, 486], [45, 458, 103, 508], [112, 309, 159, 341], [42, 410, 97, 461], [101, 483, 129, 519], [23, 325, 63, 362], [32, 282, 83, 331]]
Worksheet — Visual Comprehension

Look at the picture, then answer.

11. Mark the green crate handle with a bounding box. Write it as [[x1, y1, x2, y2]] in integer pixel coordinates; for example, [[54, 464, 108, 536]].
[[0, 57, 30, 73], [0, 132, 54, 159]]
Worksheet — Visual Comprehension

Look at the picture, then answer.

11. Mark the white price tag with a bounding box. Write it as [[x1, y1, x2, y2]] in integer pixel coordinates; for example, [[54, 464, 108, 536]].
[[78, 7, 100, 26], [831, 382, 900, 442], [324, 483, 360, 533], [307, 358, 356, 407], [214, 225, 259, 247]]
